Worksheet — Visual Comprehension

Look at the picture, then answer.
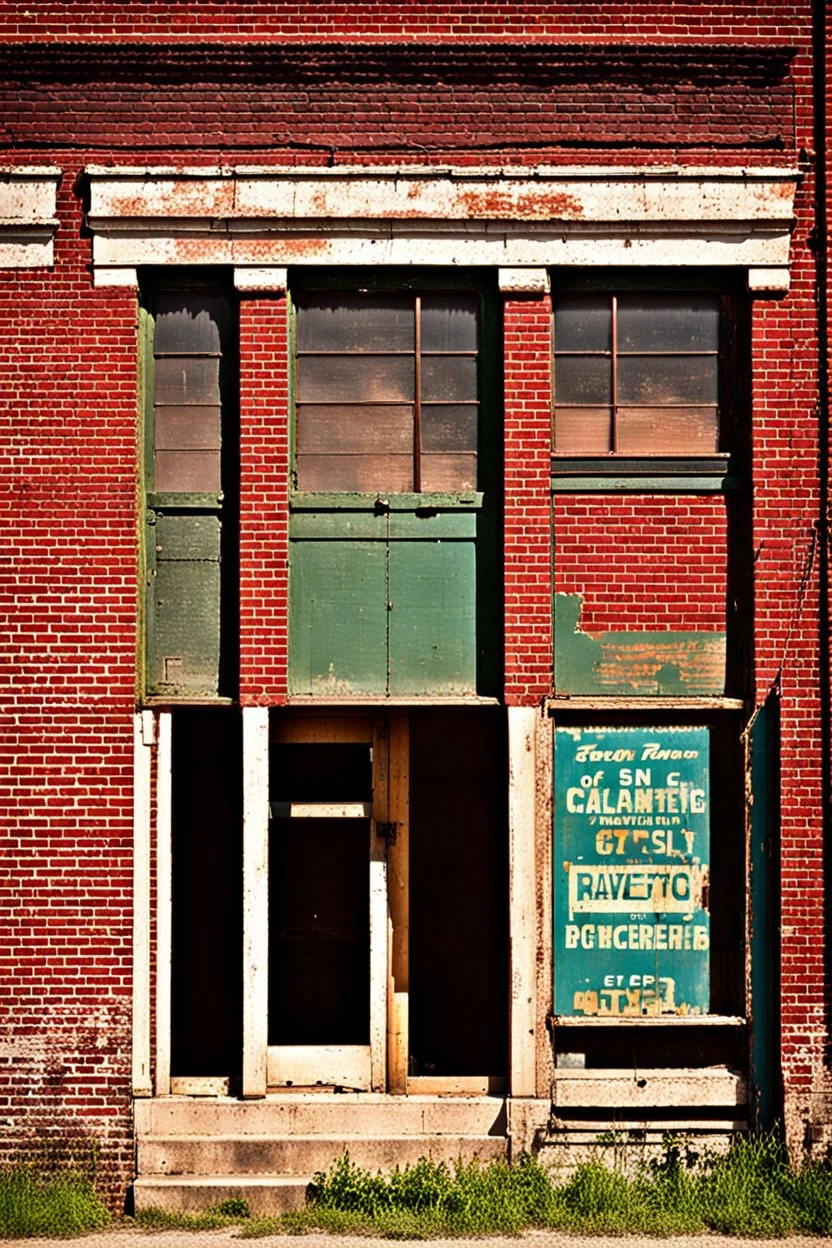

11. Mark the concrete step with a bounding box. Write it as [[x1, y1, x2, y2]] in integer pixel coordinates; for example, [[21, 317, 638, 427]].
[[139, 1133, 507, 1177], [133, 1174, 310, 1216], [136, 1094, 507, 1139]]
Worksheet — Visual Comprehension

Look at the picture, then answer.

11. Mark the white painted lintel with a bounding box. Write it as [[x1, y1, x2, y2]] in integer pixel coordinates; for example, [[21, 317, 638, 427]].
[[747, 265, 791, 293], [234, 265, 287, 292], [499, 266, 550, 294], [94, 265, 138, 289]]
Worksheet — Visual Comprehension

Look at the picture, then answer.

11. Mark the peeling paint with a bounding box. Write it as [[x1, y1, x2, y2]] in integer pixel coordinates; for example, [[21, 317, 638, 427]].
[[554, 593, 727, 696]]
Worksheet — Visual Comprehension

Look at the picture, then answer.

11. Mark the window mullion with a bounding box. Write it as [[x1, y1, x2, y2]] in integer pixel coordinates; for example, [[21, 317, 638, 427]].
[[414, 294, 422, 492]]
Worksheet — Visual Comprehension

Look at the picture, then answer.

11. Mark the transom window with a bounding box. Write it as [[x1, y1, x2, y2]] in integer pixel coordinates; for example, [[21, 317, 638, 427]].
[[152, 291, 223, 494], [553, 293, 721, 456], [294, 292, 479, 493]]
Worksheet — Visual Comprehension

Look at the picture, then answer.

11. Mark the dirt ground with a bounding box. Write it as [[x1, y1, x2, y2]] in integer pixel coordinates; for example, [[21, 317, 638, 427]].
[[6, 1231, 830, 1248]]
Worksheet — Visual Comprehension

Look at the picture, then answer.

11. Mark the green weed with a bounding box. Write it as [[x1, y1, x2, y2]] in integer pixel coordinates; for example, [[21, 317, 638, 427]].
[[0, 1165, 111, 1239]]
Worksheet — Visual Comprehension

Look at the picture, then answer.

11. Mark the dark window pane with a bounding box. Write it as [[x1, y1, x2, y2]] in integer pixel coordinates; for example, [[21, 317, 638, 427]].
[[154, 293, 222, 354], [553, 407, 613, 453], [155, 449, 221, 493], [421, 355, 477, 403], [421, 294, 479, 352], [421, 453, 477, 491], [297, 294, 414, 352], [155, 406, 221, 451], [618, 295, 720, 353], [296, 453, 413, 492], [618, 354, 718, 406], [554, 295, 612, 352], [555, 355, 612, 405], [421, 405, 478, 452], [616, 406, 719, 454], [298, 355, 414, 404], [297, 404, 413, 454], [155, 356, 220, 406]]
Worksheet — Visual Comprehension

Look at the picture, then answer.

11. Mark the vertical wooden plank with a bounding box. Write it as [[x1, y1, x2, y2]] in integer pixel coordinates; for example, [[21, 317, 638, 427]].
[[387, 710, 409, 1094], [243, 706, 269, 1098], [132, 712, 153, 1097], [508, 706, 537, 1098], [155, 712, 172, 1096], [370, 719, 389, 1092]]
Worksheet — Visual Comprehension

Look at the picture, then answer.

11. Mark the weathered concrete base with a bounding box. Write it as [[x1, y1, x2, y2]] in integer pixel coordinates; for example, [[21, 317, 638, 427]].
[[135, 1094, 509, 1213], [133, 1174, 310, 1215]]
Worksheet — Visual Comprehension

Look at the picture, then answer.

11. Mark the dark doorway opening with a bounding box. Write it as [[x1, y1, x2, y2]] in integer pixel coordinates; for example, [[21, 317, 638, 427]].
[[409, 708, 509, 1077], [170, 707, 243, 1077]]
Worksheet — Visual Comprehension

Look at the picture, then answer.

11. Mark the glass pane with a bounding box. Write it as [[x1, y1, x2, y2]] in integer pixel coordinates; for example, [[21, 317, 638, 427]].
[[296, 453, 413, 492], [421, 453, 477, 491], [618, 355, 718, 406], [421, 355, 477, 403], [618, 295, 720, 353], [553, 407, 613, 453], [155, 449, 220, 493], [154, 356, 220, 406], [554, 355, 612, 405], [154, 292, 222, 354], [155, 406, 221, 450], [420, 294, 479, 352], [298, 355, 414, 403], [296, 404, 412, 454], [616, 407, 719, 454], [554, 294, 612, 352], [421, 404, 477, 452], [296, 294, 414, 352]]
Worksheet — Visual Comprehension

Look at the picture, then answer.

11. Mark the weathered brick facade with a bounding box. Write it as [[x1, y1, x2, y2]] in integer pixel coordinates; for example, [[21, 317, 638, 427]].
[[0, 0, 829, 1212]]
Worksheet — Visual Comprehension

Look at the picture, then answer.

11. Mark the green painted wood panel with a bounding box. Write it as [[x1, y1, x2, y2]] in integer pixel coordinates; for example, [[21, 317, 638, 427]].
[[388, 540, 476, 695], [148, 513, 222, 697], [288, 540, 388, 695]]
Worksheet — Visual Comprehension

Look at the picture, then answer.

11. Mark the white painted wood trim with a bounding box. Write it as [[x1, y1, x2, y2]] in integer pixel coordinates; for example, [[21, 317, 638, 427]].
[[132, 712, 153, 1097], [154, 712, 172, 1097], [508, 706, 538, 1099], [369, 827, 388, 1094], [85, 163, 798, 280], [267, 1045, 371, 1089], [243, 706, 270, 1098], [285, 801, 372, 818], [553, 1066, 747, 1109]]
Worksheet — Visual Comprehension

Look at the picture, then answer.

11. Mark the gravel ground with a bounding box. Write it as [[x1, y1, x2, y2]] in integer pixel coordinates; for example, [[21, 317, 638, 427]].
[[4, 1231, 829, 1248]]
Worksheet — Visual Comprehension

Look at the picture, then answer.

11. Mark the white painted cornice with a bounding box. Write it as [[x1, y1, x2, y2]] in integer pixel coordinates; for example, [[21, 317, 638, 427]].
[[85, 163, 799, 292], [0, 167, 61, 267]]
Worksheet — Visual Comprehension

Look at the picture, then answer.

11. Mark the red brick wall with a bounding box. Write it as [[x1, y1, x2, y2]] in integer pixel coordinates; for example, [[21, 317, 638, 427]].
[[503, 294, 553, 704], [0, 2, 810, 42], [553, 496, 729, 634], [0, 0, 825, 1200], [0, 44, 794, 165], [0, 176, 137, 1201], [239, 294, 290, 705]]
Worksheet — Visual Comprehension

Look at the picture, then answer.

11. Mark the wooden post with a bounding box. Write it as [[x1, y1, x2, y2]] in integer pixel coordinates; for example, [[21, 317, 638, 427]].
[[242, 706, 269, 1098], [132, 711, 153, 1097], [155, 712, 172, 1096], [370, 718, 389, 1092], [508, 706, 537, 1098], [386, 710, 409, 1094]]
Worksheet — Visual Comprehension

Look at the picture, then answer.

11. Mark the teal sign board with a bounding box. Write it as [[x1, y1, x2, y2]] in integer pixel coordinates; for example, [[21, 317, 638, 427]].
[[554, 727, 711, 1018]]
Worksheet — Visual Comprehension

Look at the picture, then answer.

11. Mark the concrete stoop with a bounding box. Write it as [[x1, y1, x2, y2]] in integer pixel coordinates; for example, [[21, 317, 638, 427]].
[[133, 1094, 509, 1216]]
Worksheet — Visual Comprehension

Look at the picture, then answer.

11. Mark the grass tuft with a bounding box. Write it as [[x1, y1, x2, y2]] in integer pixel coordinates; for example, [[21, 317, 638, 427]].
[[0, 1165, 111, 1239]]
